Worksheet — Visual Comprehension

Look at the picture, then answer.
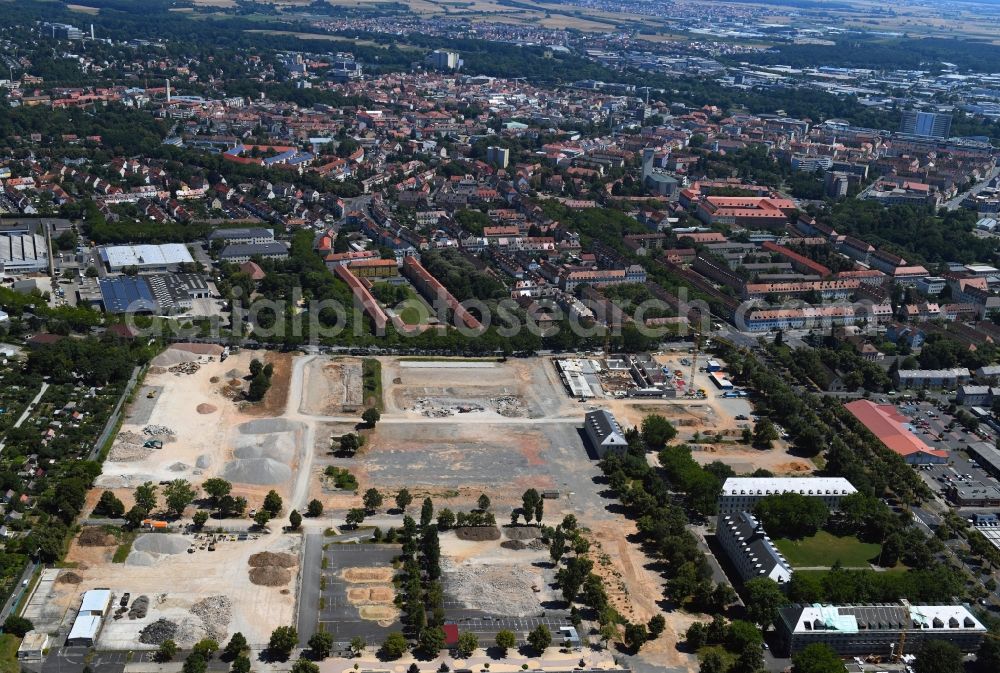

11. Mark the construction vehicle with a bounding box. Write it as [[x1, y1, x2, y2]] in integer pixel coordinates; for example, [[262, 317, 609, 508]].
[[142, 439, 163, 450]]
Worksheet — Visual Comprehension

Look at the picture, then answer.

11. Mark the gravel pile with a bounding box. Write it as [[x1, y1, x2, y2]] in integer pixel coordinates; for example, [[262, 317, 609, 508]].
[[138, 618, 176, 644], [443, 560, 542, 617], [238, 418, 302, 434], [169, 462, 189, 472], [195, 454, 213, 469], [248, 552, 297, 568], [221, 458, 291, 485], [504, 526, 543, 541], [222, 419, 301, 485], [151, 349, 199, 368], [249, 566, 292, 586], [128, 535, 190, 564], [225, 368, 242, 379], [190, 595, 232, 641], [454, 526, 501, 541], [108, 430, 153, 462]]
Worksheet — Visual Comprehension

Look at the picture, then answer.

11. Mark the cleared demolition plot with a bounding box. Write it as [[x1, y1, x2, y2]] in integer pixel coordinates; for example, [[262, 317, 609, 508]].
[[379, 357, 576, 419], [97, 345, 303, 497], [300, 357, 364, 415], [49, 531, 299, 648]]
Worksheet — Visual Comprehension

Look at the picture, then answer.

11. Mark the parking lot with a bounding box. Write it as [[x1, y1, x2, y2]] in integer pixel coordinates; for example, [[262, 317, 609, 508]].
[[892, 400, 994, 452]]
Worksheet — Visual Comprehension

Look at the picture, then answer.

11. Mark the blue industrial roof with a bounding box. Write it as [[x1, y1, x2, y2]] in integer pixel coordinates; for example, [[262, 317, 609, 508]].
[[99, 277, 157, 314]]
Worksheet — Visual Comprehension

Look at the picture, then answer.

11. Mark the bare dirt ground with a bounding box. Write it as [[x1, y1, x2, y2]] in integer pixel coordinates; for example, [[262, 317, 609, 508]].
[[301, 358, 363, 415], [689, 442, 813, 475], [96, 346, 302, 505], [55, 532, 299, 647]]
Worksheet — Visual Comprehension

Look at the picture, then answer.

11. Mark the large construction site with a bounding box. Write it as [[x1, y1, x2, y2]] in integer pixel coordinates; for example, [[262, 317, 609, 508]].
[[30, 346, 807, 670]]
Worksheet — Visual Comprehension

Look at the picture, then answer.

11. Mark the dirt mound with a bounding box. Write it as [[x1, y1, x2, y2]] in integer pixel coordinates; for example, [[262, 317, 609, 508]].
[[504, 526, 543, 540], [249, 566, 292, 586], [57, 571, 83, 584], [196, 403, 217, 414], [248, 552, 297, 568], [79, 528, 117, 547], [501, 540, 527, 550], [343, 567, 394, 583], [455, 526, 501, 541]]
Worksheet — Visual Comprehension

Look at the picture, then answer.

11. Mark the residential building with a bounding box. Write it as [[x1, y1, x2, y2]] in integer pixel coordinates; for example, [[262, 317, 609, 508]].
[[583, 409, 628, 458], [900, 110, 953, 139], [716, 511, 793, 584], [218, 241, 289, 263], [894, 368, 971, 389]]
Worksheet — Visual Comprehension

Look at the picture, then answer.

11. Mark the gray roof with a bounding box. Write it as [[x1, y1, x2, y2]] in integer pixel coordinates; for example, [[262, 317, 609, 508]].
[[219, 242, 289, 259], [584, 409, 627, 445], [208, 227, 273, 241]]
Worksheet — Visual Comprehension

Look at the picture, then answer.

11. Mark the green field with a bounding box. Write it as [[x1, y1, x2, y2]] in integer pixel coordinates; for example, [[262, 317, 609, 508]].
[[773, 530, 880, 568]]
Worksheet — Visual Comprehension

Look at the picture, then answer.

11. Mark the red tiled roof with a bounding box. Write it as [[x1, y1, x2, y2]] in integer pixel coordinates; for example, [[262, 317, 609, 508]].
[[844, 400, 947, 459]]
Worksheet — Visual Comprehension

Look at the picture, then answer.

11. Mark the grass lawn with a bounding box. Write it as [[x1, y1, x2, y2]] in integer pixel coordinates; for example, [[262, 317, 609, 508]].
[[361, 358, 383, 410], [0, 634, 20, 673], [773, 530, 880, 568], [112, 530, 137, 564]]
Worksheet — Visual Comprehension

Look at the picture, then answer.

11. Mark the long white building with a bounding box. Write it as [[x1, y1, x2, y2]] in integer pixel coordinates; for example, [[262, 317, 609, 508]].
[[717, 477, 857, 515]]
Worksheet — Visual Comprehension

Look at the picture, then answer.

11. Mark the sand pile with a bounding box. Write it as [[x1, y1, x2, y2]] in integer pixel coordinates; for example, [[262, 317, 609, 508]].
[[79, 528, 117, 547], [196, 403, 217, 414], [57, 571, 82, 584], [151, 349, 199, 368], [248, 552, 297, 568], [249, 566, 292, 586], [191, 595, 232, 642], [443, 560, 543, 617]]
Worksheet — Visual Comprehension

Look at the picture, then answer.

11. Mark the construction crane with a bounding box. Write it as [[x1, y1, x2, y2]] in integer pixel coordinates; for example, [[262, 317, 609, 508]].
[[688, 331, 701, 396]]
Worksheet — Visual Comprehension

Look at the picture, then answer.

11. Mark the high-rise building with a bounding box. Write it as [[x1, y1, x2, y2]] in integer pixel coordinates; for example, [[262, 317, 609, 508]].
[[486, 146, 509, 169], [899, 110, 952, 138], [426, 50, 461, 71]]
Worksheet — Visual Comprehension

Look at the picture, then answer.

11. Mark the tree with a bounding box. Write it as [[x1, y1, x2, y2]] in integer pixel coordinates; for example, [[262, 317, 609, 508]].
[[382, 632, 409, 659], [157, 639, 178, 662], [599, 624, 619, 649], [124, 505, 147, 529], [743, 577, 788, 628], [346, 508, 365, 528], [451, 631, 477, 658], [477, 494, 491, 511], [248, 373, 271, 402], [527, 624, 551, 654], [363, 488, 383, 513], [419, 627, 446, 655], [193, 510, 209, 529], [339, 433, 360, 455], [135, 481, 157, 512], [726, 620, 762, 652], [700, 650, 727, 673], [249, 359, 264, 377], [350, 636, 366, 656], [192, 639, 219, 659], [685, 622, 708, 649], [495, 629, 516, 655], [975, 637, 1000, 673], [263, 490, 283, 516], [437, 508, 455, 530], [641, 414, 677, 449], [914, 640, 963, 673], [291, 659, 320, 673], [202, 478, 232, 505], [521, 489, 540, 523], [362, 407, 381, 427], [164, 479, 196, 517], [792, 643, 846, 673], [754, 493, 828, 539], [753, 418, 780, 448], [183, 654, 207, 673], [254, 509, 271, 528], [420, 498, 434, 527], [96, 490, 125, 518], [309, 631, 334, 659], [231, 655, 251, 673], [2, 615, 33, 637], [224, 632, 248, 659], [623, 622, 648, 652], [289, 510, 302, 530], [307, 499, 323, 517], [395, 489, 413, 512], [647, 614, 666, 639], [268, 625, 299, 659]]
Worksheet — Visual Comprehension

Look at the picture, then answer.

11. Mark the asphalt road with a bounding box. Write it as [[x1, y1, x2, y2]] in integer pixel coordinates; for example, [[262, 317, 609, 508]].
[[943, 166, 1000, 211]]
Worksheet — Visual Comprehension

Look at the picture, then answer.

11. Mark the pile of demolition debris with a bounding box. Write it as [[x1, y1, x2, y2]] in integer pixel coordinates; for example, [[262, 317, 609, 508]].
[[143, 425, 175, 438], [138, 618, 176, 645], [190, 595, 232, 641], [492, 395, 524, 417], [168, 362, 201, 376]]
